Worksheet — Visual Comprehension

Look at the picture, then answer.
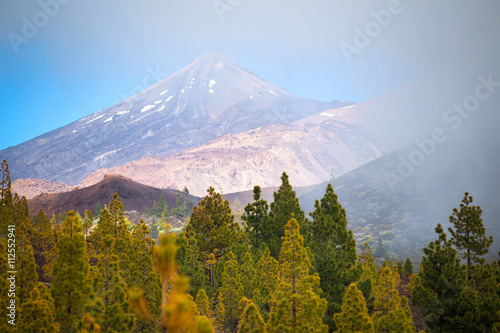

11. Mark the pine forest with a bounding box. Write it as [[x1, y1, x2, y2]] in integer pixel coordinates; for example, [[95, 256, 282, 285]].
[[1, 160, 499, 333]]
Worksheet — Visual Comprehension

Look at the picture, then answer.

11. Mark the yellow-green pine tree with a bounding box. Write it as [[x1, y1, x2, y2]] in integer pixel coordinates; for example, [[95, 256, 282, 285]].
[[238, 299, 267, 333], [129, 219, 161, 332], [334, 283, 374, 333], [371, 264, 414, 333], [51, 210, 91, 332], [12, 194, 38, 306], [19, 282, 59, 332], [268, 217, 328, 333], [195, 288, 212, 318]]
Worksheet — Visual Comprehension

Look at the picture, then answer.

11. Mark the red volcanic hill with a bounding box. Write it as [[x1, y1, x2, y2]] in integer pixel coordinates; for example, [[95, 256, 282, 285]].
[[27, 174, 200, 217]]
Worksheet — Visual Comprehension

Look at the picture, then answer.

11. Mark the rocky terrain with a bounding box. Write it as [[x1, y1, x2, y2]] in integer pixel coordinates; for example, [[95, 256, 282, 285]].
[[79, 110, 387, 196]]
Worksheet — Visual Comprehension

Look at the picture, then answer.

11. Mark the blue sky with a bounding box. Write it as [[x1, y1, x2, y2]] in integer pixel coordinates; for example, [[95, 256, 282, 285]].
[[1, 0, 499, 150]]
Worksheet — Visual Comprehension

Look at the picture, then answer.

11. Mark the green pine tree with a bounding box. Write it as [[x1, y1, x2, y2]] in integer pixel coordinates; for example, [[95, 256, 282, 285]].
[[51, 210, 92, 332], [185, 187, 244, 259], [240, 251, 256, 299], [242, 186, 272, 252], [268, 217, 328, 333], [219, 251, 245, 331], [448, 192, 493, 278], [14, 197, 38, 306], [412, 224, 466, 331], [268, 173, 307, 258], [253, 247, 279, 319], [309, 183, 360, 329], [91, 234, 135, 332], [152, 192, 168, 218], [32, 209, 56, 283], [404, 258, 413, 277], [334, 283, 374, 333], [95, 202, 103, 218]]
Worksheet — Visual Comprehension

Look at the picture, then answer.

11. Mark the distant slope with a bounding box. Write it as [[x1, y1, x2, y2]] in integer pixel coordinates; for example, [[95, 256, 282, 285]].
[[299, 113, 500, 257], [1, 53, 349, 185], [28, 174, 200, 217]]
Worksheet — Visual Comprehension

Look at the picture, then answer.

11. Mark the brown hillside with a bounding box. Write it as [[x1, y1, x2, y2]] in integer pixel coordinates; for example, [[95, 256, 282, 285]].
[[28, 174, 200, 217]]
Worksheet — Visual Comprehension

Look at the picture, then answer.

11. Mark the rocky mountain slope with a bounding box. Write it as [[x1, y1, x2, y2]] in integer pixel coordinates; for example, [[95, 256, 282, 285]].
[[0, 53, 349, 185], [79, 108, 387, 196]]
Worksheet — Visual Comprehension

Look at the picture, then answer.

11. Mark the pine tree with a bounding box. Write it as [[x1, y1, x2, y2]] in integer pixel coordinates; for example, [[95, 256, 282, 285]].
[[51, 210, 92, 332], [371, 264, 414, 333], [357, 243, 377, 309], [404, 258, 413, 277], [242, 186, 272, 252], [176, 231, 208, 297], [374, 237, 387, 259], [19, 282, 59, 332], [195, 288, 212, 318], [95, 202, 103, 218], [309, 183, 360, 329], [268, 217, 328, 333], [185, 187, 244, 259], [268, 173, 307, 258], [253, 247, 279, 319], [334, 283, 374, 333], [412, 224, 466, 331], [152, 192, 168, 218], [129, 220, 161, 332], [238, 300, 268, 333], [219, 251, 245, 331], [448, 192, 493, 278], [91, 234, 135, 332], [31, 209, 56, 282], [82, 209, 94, 239], [240, 251, 256, 299]]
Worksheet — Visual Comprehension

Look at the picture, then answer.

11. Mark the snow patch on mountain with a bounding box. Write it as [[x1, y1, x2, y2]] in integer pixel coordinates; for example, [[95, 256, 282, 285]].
[[85, 114, 104, 124], [141, 105, 155, 113]]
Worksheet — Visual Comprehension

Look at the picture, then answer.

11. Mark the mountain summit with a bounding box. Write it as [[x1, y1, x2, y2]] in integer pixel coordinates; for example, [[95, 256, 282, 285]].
[[1, 53, 350, 184]]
